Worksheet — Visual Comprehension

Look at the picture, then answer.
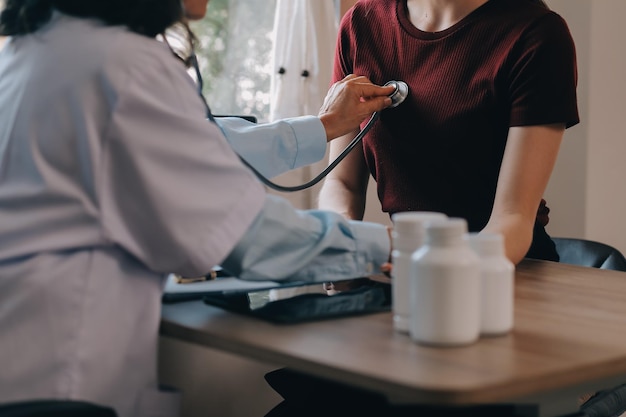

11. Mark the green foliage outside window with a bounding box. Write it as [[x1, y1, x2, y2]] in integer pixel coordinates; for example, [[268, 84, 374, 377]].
[[190, 0, 276, 122]]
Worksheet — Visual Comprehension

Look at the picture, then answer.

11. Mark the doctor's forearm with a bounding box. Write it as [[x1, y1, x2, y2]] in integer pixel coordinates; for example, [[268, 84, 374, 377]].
[[221, 194, 390, 282], [216, 115, 327, 178]]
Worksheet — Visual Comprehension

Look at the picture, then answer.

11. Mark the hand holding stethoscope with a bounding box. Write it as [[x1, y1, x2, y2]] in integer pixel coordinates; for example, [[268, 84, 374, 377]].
[[190, 53, 409, 192]]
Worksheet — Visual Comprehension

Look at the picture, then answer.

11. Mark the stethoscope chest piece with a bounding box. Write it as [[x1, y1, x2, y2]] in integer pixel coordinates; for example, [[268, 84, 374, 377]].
[[385, 80, 409, 108]]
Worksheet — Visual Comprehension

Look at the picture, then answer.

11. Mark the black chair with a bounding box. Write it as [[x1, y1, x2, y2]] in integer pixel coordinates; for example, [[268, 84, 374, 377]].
[[578, 382, 626, 417], [552, 237, 626, 272], [551, 238, 626, 417], [0, 400, 117, 417]]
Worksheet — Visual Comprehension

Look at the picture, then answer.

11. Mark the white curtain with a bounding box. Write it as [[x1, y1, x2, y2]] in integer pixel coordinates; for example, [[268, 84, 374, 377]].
[[269, 0, 338, 121]]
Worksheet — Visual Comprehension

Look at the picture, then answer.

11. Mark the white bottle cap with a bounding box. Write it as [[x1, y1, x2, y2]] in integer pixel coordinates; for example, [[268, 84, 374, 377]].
[[391, 212, 447, 236], [391, 212, 447, 251], [425, 218, 467, 243], [468, 233, 506, 257]]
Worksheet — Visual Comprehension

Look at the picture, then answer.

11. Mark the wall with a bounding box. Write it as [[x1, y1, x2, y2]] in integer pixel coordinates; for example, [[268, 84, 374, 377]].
[[544, 0, 626, 254], [541, 0, 590, 240], [585, 1, 626, 253]]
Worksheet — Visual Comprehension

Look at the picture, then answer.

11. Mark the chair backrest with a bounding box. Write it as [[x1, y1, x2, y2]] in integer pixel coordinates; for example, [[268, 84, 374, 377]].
[[552, 237, 626, 272]]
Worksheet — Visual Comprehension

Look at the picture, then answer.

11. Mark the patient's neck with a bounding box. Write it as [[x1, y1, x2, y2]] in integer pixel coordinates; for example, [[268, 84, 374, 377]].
[[405, 0, 489, 32]]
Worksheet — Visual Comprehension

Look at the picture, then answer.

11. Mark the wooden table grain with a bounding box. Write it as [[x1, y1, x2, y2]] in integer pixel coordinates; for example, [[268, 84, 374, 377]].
[[160, 259, 626, 416]]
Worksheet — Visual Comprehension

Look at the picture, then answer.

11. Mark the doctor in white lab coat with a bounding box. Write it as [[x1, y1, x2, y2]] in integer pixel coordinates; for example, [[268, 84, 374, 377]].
[[0, 1, 394, 417]]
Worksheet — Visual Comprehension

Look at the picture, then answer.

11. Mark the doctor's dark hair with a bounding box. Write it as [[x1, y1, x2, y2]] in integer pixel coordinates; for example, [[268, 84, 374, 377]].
[[0, 0, 183, 37]]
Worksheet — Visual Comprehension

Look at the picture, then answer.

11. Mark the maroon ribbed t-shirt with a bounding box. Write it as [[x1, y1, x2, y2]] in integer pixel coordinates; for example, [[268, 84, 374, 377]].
[[333, 0, 579, 233]]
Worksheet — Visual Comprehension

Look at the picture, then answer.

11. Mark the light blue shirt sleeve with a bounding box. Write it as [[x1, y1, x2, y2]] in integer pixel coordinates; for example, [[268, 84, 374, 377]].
[[215, 116, 327, 178], [221, 194, 391, 282]]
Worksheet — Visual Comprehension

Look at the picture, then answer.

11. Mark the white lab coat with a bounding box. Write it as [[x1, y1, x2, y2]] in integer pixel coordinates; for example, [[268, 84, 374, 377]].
[[0, 12, 389, 417], [269, 0, 338, 121], [0, 13, 265, 417]]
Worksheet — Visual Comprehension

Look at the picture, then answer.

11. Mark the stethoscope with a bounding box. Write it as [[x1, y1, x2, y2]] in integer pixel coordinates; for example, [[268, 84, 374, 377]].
[[191, 53, 409, 192]]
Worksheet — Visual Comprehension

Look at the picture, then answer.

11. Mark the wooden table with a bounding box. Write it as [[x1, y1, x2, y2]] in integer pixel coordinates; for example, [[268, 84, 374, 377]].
[[160, 260, 626, 416]]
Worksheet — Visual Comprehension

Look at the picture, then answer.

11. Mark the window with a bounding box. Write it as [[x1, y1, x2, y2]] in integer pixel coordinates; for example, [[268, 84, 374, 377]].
[[190, 0, 277, 122], [188, 1, 349, 211]]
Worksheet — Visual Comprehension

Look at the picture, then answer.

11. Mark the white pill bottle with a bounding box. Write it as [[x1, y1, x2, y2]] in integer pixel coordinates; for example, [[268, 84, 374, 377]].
[[409, 218, 481, 346], [468, 233, 515, 336], [391, 212, 447, 333]]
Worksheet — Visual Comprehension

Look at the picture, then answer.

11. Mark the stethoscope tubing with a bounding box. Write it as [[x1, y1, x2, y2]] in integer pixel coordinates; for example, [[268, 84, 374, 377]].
[[237, 112, 380, 192], [192, 52, 403, 192]]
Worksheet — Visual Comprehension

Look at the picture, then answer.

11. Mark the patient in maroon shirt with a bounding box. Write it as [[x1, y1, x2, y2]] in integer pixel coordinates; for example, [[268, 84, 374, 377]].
[[319, 0, 579, 264]]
